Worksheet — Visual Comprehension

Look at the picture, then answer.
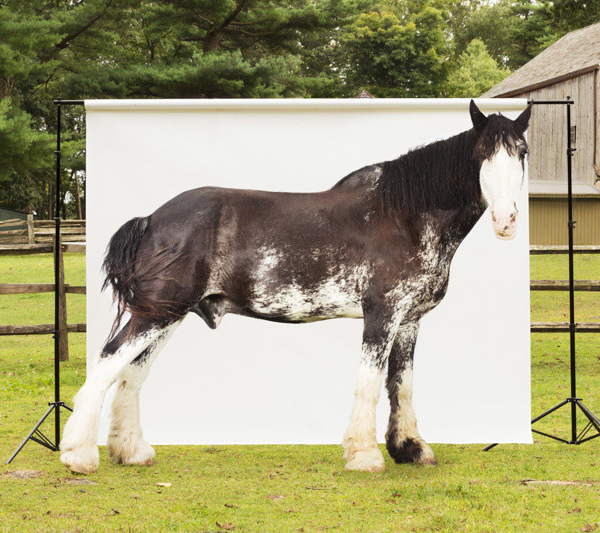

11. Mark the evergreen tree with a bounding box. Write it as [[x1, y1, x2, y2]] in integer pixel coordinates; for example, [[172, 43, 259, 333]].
[[446, 38, 510, 97]]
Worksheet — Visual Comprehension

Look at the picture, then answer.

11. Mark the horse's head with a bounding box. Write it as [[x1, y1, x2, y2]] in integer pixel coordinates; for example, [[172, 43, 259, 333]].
[[470, 100, 532, 240]]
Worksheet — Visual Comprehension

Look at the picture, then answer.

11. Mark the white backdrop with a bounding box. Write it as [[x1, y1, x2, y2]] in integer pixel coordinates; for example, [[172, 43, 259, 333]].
[[86, 98, 532, 445]]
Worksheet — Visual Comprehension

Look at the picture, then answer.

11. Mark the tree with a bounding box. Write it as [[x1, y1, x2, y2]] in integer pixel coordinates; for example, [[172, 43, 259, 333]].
[[342, 1, 450, 97], [446, 39, 510, 97], [0, 0, 359, 216]]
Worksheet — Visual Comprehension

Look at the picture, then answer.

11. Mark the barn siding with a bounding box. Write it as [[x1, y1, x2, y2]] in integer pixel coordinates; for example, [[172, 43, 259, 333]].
[[519, 73, 600, 245], [530, 197, 600, 244], [523, 73, 597, 185]]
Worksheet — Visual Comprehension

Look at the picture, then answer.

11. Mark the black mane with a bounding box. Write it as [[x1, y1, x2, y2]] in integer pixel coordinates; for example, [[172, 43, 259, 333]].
[[377, 129, 481, 217], [375, 113, 528, 217]]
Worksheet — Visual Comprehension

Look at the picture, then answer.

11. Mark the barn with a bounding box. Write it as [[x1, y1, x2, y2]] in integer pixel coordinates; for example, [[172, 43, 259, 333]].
[[482, 22, 600, 245]]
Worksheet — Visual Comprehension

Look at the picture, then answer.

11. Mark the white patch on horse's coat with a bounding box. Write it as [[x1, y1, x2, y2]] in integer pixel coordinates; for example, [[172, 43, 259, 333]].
[[254, 246, 281, 279], [61, 322, 181, 474], [251, 248, 366, 320], [393, 366, 418, 440], [342, 364, 385, 472]]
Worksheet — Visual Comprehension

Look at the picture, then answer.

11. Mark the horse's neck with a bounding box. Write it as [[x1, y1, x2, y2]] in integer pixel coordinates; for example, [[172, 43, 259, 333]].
[[419, 200, 487, 259]]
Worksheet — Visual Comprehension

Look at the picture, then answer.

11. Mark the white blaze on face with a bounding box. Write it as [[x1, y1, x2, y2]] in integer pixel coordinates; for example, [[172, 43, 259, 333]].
[[479, 146, 525, 240]]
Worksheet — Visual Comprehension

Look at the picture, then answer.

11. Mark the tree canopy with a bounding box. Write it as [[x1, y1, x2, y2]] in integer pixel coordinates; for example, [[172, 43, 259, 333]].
[[0, 0, 597, 217]]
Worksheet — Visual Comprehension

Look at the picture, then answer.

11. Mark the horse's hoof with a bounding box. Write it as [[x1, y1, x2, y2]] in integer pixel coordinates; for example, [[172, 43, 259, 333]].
[[344, 448, 385, 472], [60, 445, 99, 474], [386, 437, 436, 465], [108, 439, 156, 466]]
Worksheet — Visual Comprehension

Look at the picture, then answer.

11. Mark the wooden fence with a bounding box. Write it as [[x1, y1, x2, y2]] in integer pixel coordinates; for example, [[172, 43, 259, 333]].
[[0, 240, 86, 361], [0, 241, 598, 363], [0, 216, 85, 245]]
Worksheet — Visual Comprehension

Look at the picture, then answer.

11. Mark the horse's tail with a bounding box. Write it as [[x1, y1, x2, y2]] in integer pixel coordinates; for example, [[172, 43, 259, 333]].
[[101, 216, 149, 339]]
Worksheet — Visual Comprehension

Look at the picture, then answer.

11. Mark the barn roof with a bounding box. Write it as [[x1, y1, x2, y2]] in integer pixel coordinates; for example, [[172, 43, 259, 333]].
[[482, 22, 600, 98]]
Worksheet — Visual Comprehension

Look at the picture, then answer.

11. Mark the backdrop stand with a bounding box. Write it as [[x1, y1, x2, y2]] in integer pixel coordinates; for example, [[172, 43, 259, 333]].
[[6, 98, 84, 464], [485, 97, 600, 451]]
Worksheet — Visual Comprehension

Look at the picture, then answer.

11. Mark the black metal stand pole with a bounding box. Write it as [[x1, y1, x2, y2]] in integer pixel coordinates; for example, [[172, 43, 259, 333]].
[[5, 98, 83, 464], [485, 98, 600, 451], [529, 97, 600, 445]]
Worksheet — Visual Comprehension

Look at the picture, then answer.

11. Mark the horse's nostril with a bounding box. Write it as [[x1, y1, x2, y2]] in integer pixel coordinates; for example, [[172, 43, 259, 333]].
[[509, 212, 516, 221], [492, 212, 497, 222], [504, 225, 510, 231]]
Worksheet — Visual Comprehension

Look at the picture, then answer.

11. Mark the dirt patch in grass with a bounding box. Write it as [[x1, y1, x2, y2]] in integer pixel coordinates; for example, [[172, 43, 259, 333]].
[[520, 479, 598, 486], [2, 469, 45, 479]]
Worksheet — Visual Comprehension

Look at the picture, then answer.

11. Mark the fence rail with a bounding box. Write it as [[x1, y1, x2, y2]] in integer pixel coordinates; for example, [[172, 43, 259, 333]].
[[530, 280, 600, 291], [0, 324, 87, 336], [0, 283, 86, 295], [530, 245, 600, 254], [0, 216, 85, 245], [531, 322, 600, 333], [0, 238, 85, 361]]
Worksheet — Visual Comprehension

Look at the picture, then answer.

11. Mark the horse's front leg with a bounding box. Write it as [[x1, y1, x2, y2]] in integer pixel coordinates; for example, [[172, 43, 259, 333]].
[[342, 308, 398, 472], [385, 322, 436, 465]]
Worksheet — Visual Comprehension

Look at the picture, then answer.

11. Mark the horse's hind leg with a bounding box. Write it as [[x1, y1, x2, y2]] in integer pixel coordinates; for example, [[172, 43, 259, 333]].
[[60, 319, 182, 474], [385, 322, 436, 465], [107, 325, 177, 466]]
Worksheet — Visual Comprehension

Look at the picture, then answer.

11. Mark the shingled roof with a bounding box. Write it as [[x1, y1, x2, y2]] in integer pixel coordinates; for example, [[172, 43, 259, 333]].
[[482, 22, 600, 98]]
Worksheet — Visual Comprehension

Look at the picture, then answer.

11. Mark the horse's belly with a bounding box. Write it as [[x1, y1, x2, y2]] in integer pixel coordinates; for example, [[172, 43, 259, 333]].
[[249, 281, 363, 321]]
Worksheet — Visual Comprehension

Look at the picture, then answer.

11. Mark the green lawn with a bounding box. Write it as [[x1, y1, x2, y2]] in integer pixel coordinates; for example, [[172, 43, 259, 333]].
[[0, 253, 599, 532]]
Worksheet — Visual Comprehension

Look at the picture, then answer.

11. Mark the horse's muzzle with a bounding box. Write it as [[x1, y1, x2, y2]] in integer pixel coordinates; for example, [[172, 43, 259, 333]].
[[491, 205, 517, 240]]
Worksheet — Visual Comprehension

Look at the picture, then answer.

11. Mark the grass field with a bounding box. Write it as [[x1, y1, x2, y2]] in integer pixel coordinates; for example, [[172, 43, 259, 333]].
[[1, 253, 599, 532]]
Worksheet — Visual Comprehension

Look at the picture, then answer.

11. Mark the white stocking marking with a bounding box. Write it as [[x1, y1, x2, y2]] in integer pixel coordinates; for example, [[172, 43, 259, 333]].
[[342, 364, 386, 472], [107, 325, 178, 465], [60, 321, 181, 474]]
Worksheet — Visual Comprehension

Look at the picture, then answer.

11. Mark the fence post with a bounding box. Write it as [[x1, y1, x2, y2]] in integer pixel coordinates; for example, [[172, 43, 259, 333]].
[[27, 215, 34, 245], [54, 238, 69, 362]]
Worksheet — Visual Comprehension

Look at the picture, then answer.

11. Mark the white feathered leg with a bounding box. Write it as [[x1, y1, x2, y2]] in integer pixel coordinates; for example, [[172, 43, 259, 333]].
[[107, 324, 179, 465], [342, 363, 386, 472], [60, 321, 179, 474]]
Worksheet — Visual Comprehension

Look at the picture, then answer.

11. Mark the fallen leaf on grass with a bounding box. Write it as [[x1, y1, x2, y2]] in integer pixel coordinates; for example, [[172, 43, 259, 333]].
[[520, 479, 596, 486], [155, 482, 172, 488], [582, 525, 598, 532], [268, 494, 284, 501], [569, 508, 582, 514], [216, 521, 235, 530], [224, 503, 238, 509]]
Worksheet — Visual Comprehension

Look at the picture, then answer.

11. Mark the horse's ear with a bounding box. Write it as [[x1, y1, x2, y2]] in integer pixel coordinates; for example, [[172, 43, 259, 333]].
[[469, 100, 488, 132], [514, 103, 532, 132]]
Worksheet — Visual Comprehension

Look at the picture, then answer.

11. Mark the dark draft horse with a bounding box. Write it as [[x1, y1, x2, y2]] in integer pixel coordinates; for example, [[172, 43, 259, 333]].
[[61, 101, 531, 474]]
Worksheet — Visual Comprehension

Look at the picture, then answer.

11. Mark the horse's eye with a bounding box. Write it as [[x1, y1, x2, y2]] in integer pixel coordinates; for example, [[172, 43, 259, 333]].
[[519, 148, 528, 160]]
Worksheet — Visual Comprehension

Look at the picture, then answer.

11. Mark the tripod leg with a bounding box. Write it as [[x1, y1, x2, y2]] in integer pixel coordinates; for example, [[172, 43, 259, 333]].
[[576, 401, 600, 434], [5, 404, 56, 464], [531, 399, 570, 424]]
